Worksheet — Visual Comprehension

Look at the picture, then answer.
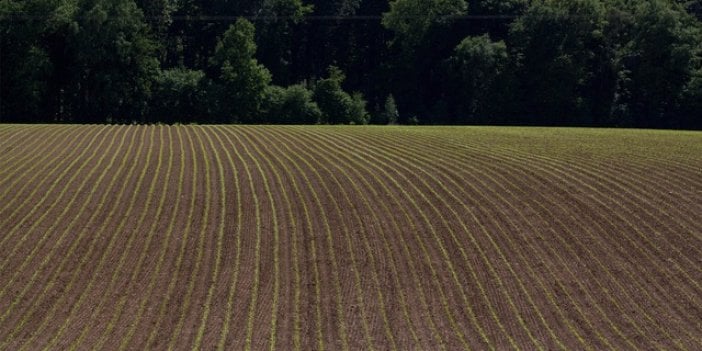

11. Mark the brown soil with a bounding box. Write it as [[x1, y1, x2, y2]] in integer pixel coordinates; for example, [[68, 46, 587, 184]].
[[0, 125, 700, 350]]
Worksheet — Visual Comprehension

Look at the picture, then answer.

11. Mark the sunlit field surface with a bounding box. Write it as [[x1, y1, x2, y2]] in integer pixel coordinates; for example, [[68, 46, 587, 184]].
[[0, 124, 700, 350]]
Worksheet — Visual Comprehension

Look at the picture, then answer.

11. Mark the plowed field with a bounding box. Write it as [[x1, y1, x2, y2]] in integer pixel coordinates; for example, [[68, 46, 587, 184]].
[[0, 125, 701, 350]]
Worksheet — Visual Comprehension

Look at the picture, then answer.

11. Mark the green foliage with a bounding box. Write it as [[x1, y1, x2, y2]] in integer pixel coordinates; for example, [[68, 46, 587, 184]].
[[262, 84, 322, 124], [676, 0, 702, 20], [0, 0, 60, 121], [61, 0, 159, 122], [382, 0, 474, 123], [679, 68, 702, 128], [348, 92, 370, 125], [380, 94, 399, 125], [134, 0, 175, 38], [314, 66, 369, 125], [209, 18, 272, 123], [383, 0, 468, 46], [150, 68, 206, 124], [448, 34, 508, 121], [309, 0, 362, 16], [1, 0, 702, 128], [254, 0, 314, 84], [470, 0, 528, 15], [612, 0, 702, 127], [261, 0, 314, 22], [508, 0, 612, 124], [0, 43, 52, 121]]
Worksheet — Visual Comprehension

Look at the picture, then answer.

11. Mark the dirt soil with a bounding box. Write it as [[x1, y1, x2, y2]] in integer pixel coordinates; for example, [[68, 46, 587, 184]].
[[0, 125, 700, 350]]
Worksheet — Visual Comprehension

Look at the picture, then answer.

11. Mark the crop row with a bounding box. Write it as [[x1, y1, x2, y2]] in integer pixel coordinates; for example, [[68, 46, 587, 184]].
[[0, 125, 700, 350]]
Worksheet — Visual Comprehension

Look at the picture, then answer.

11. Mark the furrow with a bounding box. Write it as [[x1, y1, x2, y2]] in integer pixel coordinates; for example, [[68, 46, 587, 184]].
[[4, 125, 144, 343], [165, 125, 215, 350], [190, 125, 229, 350], [353, 128, 658, 349], [243, 126, 389, 350], [215, 126, 324, 351], [35, 125, 163, 350], [235, 126, 304, 351], [340, 129, 594, 349], [322, 127, 547, 350], [109, 126, 187, 351], [0, 125, 96, 239], [291, 126, 485, 350], [0, 125, 123, 322], [207, 126, 248, 351], [138, 125, 199, 350], [66, 125, 173, 350], [260, 126, 428, 349], [216, 127, 283, 351], [398, 127, 701, 348], [0, 125, 70, 182]]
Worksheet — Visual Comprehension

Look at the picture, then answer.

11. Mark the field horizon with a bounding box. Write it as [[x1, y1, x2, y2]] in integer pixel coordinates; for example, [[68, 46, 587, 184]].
[[0, 124, 700, 350]]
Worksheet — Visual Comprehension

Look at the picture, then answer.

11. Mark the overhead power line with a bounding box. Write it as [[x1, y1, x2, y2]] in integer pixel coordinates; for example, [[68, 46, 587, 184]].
[[1, 13, 521, 21]]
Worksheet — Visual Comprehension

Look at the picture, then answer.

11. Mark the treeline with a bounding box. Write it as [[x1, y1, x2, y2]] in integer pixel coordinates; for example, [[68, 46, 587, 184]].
[[1, 0, 701, 128]]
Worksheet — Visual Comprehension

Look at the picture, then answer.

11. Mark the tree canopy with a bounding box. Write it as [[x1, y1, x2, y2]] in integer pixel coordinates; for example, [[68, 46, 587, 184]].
[[1, 0, 700, 128]]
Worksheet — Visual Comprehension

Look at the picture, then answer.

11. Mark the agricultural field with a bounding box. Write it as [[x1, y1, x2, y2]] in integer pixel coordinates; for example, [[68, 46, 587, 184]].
[[0, 124, 701, 350]]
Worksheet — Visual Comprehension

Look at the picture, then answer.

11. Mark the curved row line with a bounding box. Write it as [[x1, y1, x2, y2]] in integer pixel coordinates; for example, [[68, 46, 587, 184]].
[[0, 125, 71, 183], [402, 128, 695, 290], [315, 126, 561, 349], [258, 126, 450, 349], [6, 125, 148, 346], [110, 126, 187, 351], [226, 126, 352, 351], [165, 125, 215, 350], [141, 126, 200, 349], [0, 125, 95, 237], [376, 127, 701, 346], [376, 127, 701, 348], [243, 126, 398, 350], [288, 126, 503, 349], [208, 126, 260, 351], [1, 125, 698, 350], [65, 126, 175, 350], [326, 128, 607, 348], [309, 127, 577, 349], [234, 127, 283, 351], [344, 127, 677, 349], [0, 126, 125, 328], [227, 126, 315, 351], [35, 126, 165, 350], [0, 125, 45, 159], [411, 128, 702, 245], [406, 133, 695, 348], [190, 126, 230, 350], [0, 126, 133, 347], [420, 129, 702, 302]]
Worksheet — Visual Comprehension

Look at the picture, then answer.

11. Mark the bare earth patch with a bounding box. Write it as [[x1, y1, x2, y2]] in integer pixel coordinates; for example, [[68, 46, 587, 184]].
[[0, 125, 700, 350]]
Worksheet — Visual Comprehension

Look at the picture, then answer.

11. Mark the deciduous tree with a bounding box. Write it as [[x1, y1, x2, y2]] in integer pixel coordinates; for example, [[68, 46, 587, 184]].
[[314, 66, 369, 124], [208, 18, 272, 123]]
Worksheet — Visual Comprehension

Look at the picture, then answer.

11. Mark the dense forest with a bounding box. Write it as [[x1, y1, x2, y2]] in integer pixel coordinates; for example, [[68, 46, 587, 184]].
[[1, 0, 701, 128]]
